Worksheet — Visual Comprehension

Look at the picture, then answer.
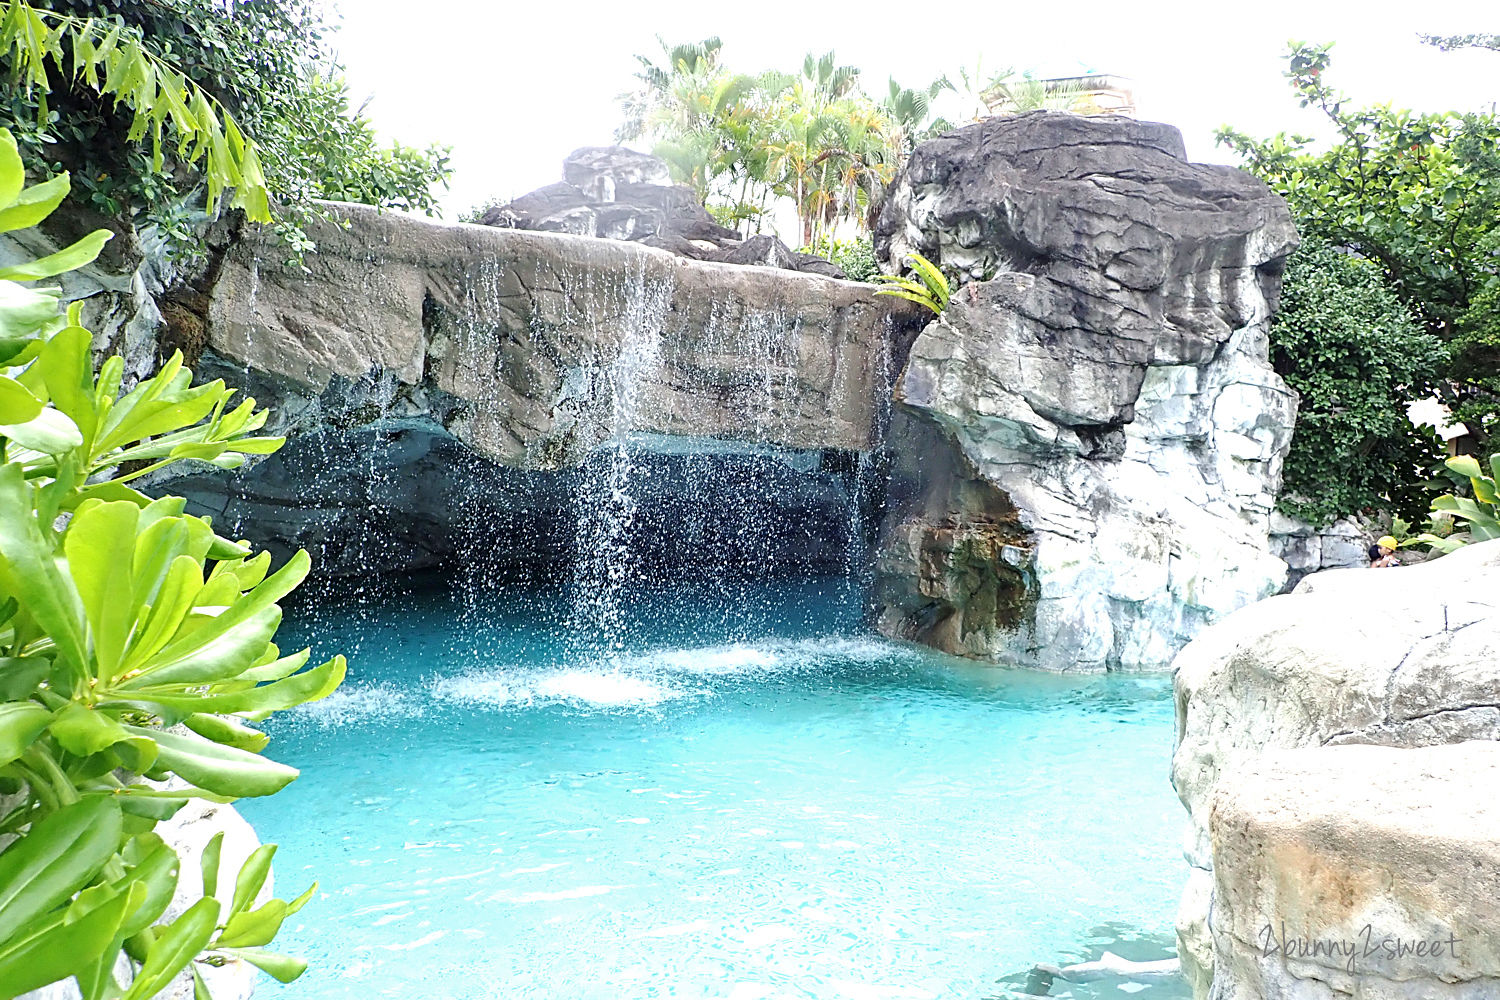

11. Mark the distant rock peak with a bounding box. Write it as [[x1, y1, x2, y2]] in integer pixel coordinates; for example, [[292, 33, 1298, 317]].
[[478, 146, 845, 279]]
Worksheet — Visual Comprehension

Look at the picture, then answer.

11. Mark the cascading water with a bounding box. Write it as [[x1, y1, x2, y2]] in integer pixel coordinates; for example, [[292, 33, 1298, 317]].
[[564, 258, 672, 653]]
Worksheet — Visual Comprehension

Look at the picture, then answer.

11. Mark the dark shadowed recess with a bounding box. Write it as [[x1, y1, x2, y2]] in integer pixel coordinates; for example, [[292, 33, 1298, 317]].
[[165, 425, 889, 590]]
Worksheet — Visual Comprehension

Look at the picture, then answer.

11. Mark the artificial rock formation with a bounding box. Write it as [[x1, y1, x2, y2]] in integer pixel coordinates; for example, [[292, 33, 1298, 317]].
[[480, 146, 844, 277], [871, 112, 1298, 671], [1208, 742, 1500, 1000], [149, 202, 925, 574], [1173, 539, 1500, 997]]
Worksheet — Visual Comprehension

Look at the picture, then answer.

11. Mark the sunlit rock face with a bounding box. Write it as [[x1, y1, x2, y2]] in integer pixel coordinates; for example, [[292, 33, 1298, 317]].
[[150, 202, 924, 576], [1171, 540, 1500, 998], [870, 111, 1299, 672]]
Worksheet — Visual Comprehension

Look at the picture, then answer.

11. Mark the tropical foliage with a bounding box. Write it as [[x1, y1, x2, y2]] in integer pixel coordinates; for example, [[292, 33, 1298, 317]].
[[0, 132, 343, 997], [615, 38, 1102, 247], [1269, 242, 1449, 525], [0, 0, 450, 252], [1414, 453, 1500, 552], [874, 252, 950, 314], [0, 0, 273, 221], [1221, 41, 1500, 520]]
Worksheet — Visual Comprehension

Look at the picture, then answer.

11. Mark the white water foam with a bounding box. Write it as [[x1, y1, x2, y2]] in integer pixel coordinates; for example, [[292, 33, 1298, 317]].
[[287, 634, 916, 724], [291, 683, 424, 727], [430, 668, 686, 710]]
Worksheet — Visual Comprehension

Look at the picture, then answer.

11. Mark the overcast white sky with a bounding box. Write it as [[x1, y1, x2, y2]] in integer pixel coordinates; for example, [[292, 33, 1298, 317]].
[[323, 0, 1500, 221]]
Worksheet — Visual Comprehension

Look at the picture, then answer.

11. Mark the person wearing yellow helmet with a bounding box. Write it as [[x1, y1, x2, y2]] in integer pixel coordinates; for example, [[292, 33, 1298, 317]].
[[1368, 535, 1399, 568]]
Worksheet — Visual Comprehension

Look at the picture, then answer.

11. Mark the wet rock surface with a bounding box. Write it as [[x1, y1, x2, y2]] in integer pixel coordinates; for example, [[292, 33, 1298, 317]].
[[152, 202, 924, 574]]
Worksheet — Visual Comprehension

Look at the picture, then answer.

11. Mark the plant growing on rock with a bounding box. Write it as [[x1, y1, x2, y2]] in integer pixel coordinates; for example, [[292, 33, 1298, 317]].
[[873, 252, 949, 314], [0, 130, 344, 997], [799, 236, 877, 281]]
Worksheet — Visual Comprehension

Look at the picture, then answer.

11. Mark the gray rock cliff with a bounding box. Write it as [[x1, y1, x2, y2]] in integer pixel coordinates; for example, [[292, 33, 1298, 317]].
[[871, 112, 1299, 671]]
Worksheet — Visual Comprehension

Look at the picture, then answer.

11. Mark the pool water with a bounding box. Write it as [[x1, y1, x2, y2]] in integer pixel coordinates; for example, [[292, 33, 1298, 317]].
[[241, 578, 1189, 999]]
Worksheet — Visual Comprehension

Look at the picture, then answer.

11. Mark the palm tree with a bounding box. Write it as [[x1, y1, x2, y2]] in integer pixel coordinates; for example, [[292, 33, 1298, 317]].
[[615, 36, 726, 143]]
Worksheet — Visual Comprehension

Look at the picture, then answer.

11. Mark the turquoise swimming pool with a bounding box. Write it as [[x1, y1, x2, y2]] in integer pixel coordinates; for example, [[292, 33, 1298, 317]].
[[240, 578, 1187, 999]]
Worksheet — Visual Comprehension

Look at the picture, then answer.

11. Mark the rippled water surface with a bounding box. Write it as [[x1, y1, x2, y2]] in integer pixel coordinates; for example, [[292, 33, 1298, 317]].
[[241, 578, 1188, 999]]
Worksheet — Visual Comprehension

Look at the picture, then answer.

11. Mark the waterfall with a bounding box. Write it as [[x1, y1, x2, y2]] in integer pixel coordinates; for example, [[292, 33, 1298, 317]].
[[564, 258, 673, 653]]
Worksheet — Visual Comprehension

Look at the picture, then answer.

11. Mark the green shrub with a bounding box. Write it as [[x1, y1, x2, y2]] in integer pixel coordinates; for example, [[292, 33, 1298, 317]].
[[0, 2, 450, 250], [800, 236, 878, 281], [1271, 241, 1450, 526], [0, 130, 343, 997]]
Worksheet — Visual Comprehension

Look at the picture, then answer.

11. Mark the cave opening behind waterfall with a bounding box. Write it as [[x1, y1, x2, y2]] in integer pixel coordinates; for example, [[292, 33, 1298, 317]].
[[176, 424, 888, 638]]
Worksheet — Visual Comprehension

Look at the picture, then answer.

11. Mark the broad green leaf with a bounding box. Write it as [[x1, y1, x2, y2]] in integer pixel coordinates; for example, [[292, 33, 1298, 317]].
[[1446, 455, 1483, 478], [0, 657, 49, 701], [121, 725, 298, 798], [0, 129, 23, 208], [62, 480, 153, 511], [0, 700, 50, 766], [131, 517, 190, 613], [0, 173, 69, 233], [1471, 476, 1498, 506], [125, 602, 282, 687], [0, 278, 62, 342], [201, 831, 224, 900], [129, 550, 310, 684], [0, 796, 122, 932], [0, 375, 42, 424], [215, 898, 287, 948], [0, 405, 84, 454], [284, 881, 316, 917], [230, 845, 275, 914], [48, 703, 158, 771], [116, 654, 345, 717], [0, 465, 89, 678], [64, 500, 142, 678], [169, 440, 228, 462], [216, 947, 306, 983], [0, 229, 112, 281], [184, 713, 269, 753], [0, 877, 139, 999], [36, 323, 96, 435], [123, 555, 203, 671], [120, 896, 220, 1000], [240, 647, 310, 683], [115, 833, 182, 938]]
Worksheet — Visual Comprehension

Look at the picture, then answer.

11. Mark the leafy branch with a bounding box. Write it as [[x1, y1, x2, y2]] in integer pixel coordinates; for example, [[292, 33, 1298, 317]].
[[0, 0, 272, 222], [0, 128, 341, 997]]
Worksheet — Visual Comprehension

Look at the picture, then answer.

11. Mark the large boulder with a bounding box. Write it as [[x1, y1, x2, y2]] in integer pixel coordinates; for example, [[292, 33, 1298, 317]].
[[870, 111, 1299, 671], [1206, 741, 1500, 999], [1172, 539, 1500, 996]]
